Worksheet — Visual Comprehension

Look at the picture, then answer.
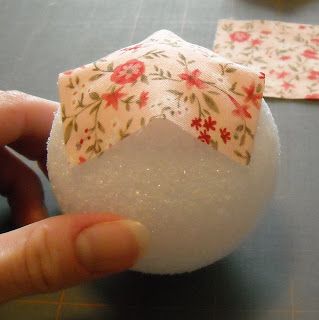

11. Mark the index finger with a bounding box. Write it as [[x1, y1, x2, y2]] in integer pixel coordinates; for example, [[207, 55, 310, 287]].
[[0, 90, 58, 160]]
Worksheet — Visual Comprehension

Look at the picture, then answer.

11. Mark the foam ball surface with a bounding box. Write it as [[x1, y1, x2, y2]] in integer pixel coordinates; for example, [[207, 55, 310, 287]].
[[47, 100, 279, 274]]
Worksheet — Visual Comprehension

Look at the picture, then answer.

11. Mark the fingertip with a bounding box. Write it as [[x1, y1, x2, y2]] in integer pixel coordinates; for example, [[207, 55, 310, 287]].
[[11, 203, 48, 227], [0, 212, 149, 302], [75, 219, 150, 274], [0, 90, 58, 158]]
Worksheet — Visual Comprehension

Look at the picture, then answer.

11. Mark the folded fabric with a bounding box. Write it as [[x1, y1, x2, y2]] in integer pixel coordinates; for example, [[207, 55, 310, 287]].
[[58, 30, 265, 166], [214, 19, 319, 100]]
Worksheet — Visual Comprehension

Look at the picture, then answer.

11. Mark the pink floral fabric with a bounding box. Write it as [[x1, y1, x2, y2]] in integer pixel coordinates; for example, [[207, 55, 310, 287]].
[[214, 19, 319, 100], [58, 30, 265, 166]]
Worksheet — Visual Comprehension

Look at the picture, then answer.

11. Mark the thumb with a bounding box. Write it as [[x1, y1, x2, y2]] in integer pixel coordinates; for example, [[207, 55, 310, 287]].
[[0, 213, 149, 302]]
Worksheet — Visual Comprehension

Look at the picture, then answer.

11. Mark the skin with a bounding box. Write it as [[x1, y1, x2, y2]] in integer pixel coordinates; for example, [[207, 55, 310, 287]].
[[0, 90, 144, 303]]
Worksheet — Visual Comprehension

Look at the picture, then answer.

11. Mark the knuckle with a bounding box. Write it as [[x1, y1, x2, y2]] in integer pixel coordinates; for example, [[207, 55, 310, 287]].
[[22, 224, 60, 293]]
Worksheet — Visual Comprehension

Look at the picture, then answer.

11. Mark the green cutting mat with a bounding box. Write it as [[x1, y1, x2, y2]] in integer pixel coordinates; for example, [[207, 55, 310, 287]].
[[0, 0, 319, 319]]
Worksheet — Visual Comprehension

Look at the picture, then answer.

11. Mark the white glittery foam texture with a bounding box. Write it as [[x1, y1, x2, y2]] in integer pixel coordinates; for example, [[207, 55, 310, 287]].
[[47, 100, 280, 274]]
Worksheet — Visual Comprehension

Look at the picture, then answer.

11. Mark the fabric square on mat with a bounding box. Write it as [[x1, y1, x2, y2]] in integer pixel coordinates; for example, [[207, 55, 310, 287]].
[[213, 19, 319, 100]]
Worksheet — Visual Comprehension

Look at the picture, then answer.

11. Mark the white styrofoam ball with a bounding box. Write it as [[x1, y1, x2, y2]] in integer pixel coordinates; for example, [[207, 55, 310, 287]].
[[47, 99, 279, 274]]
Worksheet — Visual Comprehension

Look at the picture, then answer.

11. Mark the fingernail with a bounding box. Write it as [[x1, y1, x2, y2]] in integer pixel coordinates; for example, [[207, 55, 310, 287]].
[[75, 220, 149, 273]]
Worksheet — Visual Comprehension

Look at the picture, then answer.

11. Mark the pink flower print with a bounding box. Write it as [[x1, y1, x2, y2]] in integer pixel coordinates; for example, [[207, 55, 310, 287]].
[[280, 55, 291, 61], [251, 38, 262, 46], [101, 87, 127, 110], [203, 116, 216, 131], [138, 91, 149, 108], [63, 70, 73, 75], [281, 81, 295, 90], [276, 71, 289, 79], [122, 44, 142, 51], [242, 83, 262, 108], [228, 94, 252, 119], [111, 59, 145, 84], [232, 105, 252, 119], [261, 30, 271, 35], [305, 93, 319, 100], [178, 69, 207, 89], [79, 156, 86, 164], [220, 128, 231, 144], [308, 70, 319, 80], [259, 72, 265, 79], [299, 25, 306, 29], [229, 31, 250, 42], [191, 117, 202, 130], [198, 130, 211, 144], [311, 38, 319, 45], [302, 49, 318, 60]]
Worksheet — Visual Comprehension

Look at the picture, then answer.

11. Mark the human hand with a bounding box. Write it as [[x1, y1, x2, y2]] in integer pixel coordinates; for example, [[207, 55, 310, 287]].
[[0, 91, 149, 303]]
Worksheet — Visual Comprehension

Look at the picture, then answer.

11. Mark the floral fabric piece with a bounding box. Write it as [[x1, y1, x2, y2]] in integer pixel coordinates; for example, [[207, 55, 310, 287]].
[[213, 19, 319, 100], [58, 30, 265, 166]]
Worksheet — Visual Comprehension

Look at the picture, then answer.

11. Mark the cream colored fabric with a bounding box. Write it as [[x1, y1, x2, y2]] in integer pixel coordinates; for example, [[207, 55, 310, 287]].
[[214, 19, 319, 100], [59, 30, 265, 165]]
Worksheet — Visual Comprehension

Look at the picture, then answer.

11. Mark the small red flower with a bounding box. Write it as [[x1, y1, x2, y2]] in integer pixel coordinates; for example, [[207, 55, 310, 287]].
[[261, 30, 271, 35], [311, 38, 319, 45], [198, 130, 211, 144], [63, 69, 73, 75], [232, 105, 252, 119], [259, 72, 265, 79], [101, 87, 127, 110], [305, 93, 319, 100], [299, 25, 306, 29], [178, 69, 207, 89], [242, 83, 262, 108], [280, 55, 291, 61], [220, 128, 231, 144], [308, 70, 319, 80], [191, 117, 202, 130], [302, 49, 318, 60], [281, 81, 295, 90], [229, 31, 250, 42], [122, 44, 142, 51], [111, 59, 145, 84], [203, 116, 216, 131], [138, 91, 149, 108], [251, 38, 262, 46], [228, 94, 252, 119], [79, 156, 86, 164], [276, 71, 289, 79]]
